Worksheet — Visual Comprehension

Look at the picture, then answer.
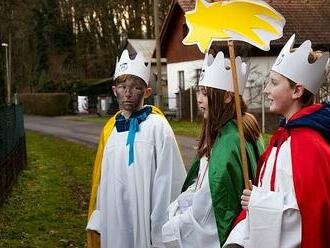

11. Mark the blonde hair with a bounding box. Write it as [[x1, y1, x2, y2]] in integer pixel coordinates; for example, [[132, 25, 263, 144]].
[[308, 50, 324, 63]]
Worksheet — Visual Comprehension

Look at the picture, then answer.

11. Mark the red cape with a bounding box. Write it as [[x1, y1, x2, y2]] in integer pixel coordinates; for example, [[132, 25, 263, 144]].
[[234, 105, 330, 248]]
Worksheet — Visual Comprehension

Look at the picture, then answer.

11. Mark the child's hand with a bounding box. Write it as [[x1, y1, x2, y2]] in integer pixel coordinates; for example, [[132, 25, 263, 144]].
[[241, 180, 253, 210], [241, 189, 251, 210]]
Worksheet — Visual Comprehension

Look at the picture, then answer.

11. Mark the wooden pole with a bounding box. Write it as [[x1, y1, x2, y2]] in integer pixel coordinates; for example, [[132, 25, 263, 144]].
[[262, 79, 265, 133], [190, 85, 193, 122], [8, 32, 12, 104], [153, 0, 163, 109], [227, 40, 250, 189]]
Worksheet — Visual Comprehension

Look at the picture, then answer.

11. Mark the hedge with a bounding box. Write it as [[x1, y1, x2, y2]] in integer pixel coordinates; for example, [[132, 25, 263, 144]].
[[18, 93, 70, 116]]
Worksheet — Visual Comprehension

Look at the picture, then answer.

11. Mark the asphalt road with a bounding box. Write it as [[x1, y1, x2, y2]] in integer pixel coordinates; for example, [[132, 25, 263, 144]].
[[24, 115, 197, 169]]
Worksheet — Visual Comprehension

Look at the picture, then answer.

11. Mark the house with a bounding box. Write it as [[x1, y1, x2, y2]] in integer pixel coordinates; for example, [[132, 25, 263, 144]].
[[159, 0, 330, 111], [125, 39, 168, 108]]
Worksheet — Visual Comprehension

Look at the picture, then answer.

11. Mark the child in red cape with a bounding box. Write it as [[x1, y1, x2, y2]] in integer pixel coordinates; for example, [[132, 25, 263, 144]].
[[224, 34, 330, 248]]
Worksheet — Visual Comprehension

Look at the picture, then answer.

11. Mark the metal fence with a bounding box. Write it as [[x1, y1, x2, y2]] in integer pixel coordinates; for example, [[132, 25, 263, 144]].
[[0, 104, 27, 204]]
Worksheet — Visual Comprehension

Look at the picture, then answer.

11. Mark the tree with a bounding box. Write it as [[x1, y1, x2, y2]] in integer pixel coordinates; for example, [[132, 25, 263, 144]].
[[0, 0, 172, 94]]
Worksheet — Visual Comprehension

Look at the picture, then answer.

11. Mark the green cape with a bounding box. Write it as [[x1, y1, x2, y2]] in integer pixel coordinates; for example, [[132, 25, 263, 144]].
[[182, 120, 264, 246]]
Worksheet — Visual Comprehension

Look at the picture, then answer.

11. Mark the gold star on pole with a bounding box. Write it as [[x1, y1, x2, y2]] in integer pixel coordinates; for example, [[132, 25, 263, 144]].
[[183, 0, 285, 53]]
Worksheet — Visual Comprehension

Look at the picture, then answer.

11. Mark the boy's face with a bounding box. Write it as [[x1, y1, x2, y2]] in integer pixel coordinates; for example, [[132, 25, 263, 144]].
[[264, 71, 303, 118], [112, 77, 151, 115]]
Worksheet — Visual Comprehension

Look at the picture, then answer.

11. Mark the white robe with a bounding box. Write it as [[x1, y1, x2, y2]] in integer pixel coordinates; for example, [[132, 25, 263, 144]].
[[87, 114, 186, 248], [224, 137, 301, 248], [162, 156, 220, 248]]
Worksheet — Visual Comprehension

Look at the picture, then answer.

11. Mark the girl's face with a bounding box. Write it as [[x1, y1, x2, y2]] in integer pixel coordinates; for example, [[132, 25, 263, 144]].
[[263, 71, 297, 118], [196, 86, 208, 119]]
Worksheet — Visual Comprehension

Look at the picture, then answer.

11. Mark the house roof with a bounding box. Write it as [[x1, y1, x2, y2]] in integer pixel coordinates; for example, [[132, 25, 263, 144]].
[[127, 39, 155, 61], [175, 0, 330, 47], [160, 0, 330, 54], [128, 39, 167, 63]]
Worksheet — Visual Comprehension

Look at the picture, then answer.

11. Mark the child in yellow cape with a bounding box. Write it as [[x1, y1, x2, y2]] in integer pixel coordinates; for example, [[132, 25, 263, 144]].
[[86, 50, 186, 248]]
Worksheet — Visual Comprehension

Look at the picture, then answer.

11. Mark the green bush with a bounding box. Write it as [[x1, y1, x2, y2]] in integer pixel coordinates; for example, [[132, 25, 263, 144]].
[[18, 93, 70, 116]]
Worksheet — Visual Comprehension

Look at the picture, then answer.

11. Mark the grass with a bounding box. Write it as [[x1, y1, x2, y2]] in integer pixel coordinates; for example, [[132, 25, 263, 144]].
[[262, 133, 272, 145], [0, 131, 96, 247], [64, 115, 202, 137], [62, 115, 273, 141], [0, 127, 272, 247], [168, 120, 202, 137], [169, 120, 272, 144]]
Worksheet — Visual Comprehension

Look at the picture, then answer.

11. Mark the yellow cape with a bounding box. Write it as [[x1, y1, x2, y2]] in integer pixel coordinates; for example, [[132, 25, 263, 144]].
[[87, 106, 165, 248]]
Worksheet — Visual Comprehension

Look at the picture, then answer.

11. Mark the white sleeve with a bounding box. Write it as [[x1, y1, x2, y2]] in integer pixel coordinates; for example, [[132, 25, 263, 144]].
[[162, 176, 219, 248], [225, 187, 301, 248], [223, 219, 247, 248], [151, 134, 186, 247], [86, 185, 101, 233], [86, 209, 101, 233]]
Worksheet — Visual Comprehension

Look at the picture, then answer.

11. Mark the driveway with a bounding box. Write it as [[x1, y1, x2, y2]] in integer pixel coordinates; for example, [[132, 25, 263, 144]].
[[24, 115, 197, 169]]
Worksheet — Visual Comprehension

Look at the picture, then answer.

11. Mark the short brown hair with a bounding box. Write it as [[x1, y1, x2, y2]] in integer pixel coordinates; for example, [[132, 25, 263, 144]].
[[287, 50, 324, 107], [114, 74, 146, 86], [288, 79, 314, 107]]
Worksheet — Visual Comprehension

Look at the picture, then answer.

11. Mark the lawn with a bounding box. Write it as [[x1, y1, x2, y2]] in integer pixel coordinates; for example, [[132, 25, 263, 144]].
[[64, 115, 203, 137], [63, 115, 272, 142], [0, 128, 271, 247], [0, 131, 95, 247], [168, 120, 202, 137], [262, 133, 272, 145]]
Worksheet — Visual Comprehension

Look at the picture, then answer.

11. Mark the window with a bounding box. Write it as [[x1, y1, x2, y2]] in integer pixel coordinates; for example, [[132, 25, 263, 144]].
[[178, 71, 185, 90], [196, 68, 202, 83]]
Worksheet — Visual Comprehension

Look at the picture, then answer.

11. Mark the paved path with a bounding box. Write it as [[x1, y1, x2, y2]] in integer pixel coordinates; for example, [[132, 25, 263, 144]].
[[24, 115, 197, 169]]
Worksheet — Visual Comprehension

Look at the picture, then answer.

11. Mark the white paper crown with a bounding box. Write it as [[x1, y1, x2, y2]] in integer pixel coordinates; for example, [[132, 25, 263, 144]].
[[272, 34, 329, 94], [114, 50, 151, 85], [199, 51, 247, 95]]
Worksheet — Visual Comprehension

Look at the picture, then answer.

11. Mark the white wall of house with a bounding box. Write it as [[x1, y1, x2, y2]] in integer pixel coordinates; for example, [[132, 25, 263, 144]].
[[167, 56, 277, 110], [150, 63, 168, 88], [167, 60, 203, 109], [150, 63, 169, 107], [244, 56, 277, 109]]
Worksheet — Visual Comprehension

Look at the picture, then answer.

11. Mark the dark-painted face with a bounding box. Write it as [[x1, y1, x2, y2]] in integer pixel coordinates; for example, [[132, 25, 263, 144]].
[[113, 77, 147, 115]]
